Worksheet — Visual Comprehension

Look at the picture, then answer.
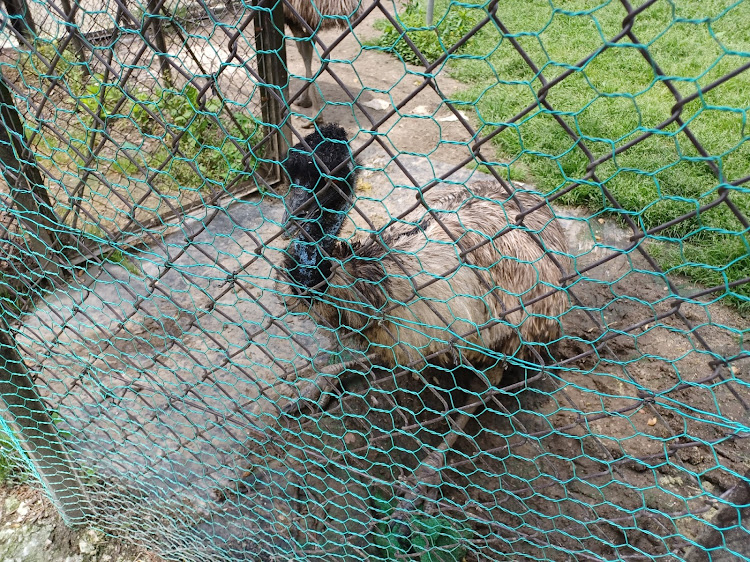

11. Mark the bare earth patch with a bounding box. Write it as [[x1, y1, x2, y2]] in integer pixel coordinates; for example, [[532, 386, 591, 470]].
[[0, 483, 162, 562]]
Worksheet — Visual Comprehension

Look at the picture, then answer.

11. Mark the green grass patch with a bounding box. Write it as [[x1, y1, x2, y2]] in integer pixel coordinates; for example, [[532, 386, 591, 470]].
[[376, 0, 750, 311], [367, 0, 482, 65]]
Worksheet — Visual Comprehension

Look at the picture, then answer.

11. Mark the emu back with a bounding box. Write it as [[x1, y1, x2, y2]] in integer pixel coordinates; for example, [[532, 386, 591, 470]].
[[296, 182, 570, 379]]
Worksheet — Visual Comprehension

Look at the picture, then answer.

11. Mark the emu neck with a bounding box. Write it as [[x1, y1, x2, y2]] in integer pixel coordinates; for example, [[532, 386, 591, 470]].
[[290, 184, 351, 292]]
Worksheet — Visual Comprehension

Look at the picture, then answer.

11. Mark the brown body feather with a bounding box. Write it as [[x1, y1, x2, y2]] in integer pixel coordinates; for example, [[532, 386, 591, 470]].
[[284, 0, 364, 35], [285, 181, 570, 383]]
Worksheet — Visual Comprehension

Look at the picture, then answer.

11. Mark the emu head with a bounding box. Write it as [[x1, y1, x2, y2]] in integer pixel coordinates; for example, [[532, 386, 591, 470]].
[[282, 124, 357, 238]]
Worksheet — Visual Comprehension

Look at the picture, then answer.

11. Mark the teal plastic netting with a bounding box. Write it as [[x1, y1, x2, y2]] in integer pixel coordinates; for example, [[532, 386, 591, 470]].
[[0, 0, 748, 560]]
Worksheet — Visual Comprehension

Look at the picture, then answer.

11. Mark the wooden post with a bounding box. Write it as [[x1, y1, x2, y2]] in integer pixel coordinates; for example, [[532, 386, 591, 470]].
[[255, 0, 291, 179], [0, 314, 90, 525], [58, 0, 89, 69]]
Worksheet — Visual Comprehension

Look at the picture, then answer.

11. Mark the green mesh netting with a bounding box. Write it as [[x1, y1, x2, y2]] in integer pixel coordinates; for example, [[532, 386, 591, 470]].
[[0, 0, 748, 560]]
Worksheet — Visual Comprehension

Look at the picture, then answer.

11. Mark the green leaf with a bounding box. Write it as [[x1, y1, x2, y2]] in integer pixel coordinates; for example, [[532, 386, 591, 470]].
[[184, 85, 199, 109]]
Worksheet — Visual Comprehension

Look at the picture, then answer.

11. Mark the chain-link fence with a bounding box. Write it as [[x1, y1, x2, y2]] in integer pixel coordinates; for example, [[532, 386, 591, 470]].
[[0, 0, 748, 560]]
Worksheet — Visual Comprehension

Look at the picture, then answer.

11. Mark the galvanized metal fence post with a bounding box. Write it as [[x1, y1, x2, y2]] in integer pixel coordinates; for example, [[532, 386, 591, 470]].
[[0, 314, 90, 525], [58, 0, 89, 68], [1, 0, 37, 40], [146, 0, 174, 89], [0, 73, 67, 281], [0, 65, 89, 526]]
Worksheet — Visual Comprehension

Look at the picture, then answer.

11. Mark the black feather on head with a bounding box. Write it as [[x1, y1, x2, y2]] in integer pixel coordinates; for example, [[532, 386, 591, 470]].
[[282, 124, 357, 227]]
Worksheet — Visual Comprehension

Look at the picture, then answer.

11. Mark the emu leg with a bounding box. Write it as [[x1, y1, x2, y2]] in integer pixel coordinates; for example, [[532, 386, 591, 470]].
[[294, 39, 315, 109], [281, 367, 339, 415], [388, 364, 503, 531], [289, 29, 324, 129]]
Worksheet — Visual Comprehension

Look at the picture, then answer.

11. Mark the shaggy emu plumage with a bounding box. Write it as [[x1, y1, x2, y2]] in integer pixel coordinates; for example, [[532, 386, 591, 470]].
[[282, 124, 569, 378], [284, 0, 364, 120], [280, 124, 570, 517]]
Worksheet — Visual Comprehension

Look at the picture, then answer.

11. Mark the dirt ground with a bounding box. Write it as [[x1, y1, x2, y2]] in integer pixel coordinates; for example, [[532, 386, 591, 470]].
[[0, 482, 162, 562], [278, 167, 750, 560]]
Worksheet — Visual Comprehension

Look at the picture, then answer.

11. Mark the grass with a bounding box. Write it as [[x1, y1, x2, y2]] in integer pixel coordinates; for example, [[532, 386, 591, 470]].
[[373, 0, 750, 311]]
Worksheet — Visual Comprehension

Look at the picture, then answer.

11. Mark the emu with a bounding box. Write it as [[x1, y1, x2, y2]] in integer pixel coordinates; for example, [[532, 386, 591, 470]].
[[284, 0, 364, 122], [279, 124, 570, 513]]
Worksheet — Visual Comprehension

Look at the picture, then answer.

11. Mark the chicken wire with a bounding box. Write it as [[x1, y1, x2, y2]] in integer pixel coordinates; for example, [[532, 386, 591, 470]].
[[0, 0, 748, 561]]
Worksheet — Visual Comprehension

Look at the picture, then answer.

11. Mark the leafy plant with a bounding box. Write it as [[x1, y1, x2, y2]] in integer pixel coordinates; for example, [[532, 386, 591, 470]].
[[369, 489, 470, 562], [131, 85, 261, 190], [81, 225, 143, 277], [20, 38, 78, 82], [374, 0, 479, 65], [50, 411, 72, 439], [108, 249, 142, 277], [72, 79, 260, 191], [0, 288, 22, 317], [78, 76, 129, 119]]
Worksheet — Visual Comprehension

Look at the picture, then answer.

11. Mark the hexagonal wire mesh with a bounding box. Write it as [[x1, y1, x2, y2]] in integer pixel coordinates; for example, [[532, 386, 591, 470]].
[[0, 0, 748, 561]]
